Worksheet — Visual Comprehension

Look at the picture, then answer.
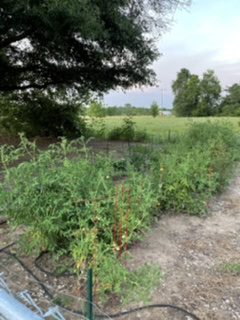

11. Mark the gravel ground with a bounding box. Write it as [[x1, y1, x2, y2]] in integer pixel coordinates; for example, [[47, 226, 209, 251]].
[[125, 171, 240, 320]]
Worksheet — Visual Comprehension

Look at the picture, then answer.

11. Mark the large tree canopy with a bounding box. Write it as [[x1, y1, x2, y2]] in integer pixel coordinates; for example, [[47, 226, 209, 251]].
[[172, 68, 200, 116], [172, 68, 221, 117], [220, 83, 240, 116], [0, 0, 189, 95], [197, 70, 221, 116]]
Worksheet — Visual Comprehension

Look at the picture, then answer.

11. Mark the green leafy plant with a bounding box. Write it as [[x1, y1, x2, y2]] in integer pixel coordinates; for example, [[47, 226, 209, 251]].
[[150, 101, 160, 118], [122, 264, 163, 304], [107, 116, 147, 142], [0, 136, 157, 301], [0, 121, 239, 303], [87, 101, 106, 118], [154, 122, 240, 214], [0, 92, 85, 138], [221, 263, 240, 275], [86, 117, 107, 139]]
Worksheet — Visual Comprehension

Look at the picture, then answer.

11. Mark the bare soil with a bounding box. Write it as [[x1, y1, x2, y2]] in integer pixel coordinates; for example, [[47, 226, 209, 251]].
[[0, 141, 239, 319], [124, 172, 240, 320]]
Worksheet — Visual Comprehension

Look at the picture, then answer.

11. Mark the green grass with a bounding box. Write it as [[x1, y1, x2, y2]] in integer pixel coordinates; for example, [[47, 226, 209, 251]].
[[122, 264, 163, 304], [221, 263, 240, 275], [99, 116, 240, 140]]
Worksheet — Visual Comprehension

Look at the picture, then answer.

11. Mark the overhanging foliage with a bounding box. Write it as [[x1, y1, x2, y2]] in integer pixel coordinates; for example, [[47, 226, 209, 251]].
[[0, 0, 190, 95]]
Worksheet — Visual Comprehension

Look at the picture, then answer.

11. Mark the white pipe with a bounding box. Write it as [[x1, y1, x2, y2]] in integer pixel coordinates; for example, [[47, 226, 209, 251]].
[[0, 289, 43, 320]]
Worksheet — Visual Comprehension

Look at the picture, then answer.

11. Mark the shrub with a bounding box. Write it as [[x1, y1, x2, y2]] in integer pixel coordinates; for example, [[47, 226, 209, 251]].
[[134, 128, 148, 142], [156, 145, 220, 214], [87, 100, 106, 118], [184, 121, 238, 149], [154, 122, 240, 214], [107, 116, 148, 142], [0, 137, 158, 300], [107, 126, 123, 141], [150, 101, 160, 117], [86, 117, 107, 139], [0, 92, 85, 138]]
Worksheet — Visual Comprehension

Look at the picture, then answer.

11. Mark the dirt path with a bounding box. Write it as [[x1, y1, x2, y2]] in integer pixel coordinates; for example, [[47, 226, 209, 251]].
[[125, 172, 240, 320]]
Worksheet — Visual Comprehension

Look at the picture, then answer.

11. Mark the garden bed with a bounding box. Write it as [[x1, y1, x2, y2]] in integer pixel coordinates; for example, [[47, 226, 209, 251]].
[[0, 122, 240, 319]]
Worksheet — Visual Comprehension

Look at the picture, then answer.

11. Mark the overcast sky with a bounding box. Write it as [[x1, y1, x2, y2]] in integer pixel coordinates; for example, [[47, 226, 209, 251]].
[[104, 0, 240, 109]]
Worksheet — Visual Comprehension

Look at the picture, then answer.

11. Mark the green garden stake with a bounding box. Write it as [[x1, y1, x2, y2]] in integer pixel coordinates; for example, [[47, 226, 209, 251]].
[[87, 268, 94, 320]]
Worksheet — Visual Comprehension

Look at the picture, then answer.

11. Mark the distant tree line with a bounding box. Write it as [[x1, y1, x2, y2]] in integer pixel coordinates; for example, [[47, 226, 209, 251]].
[[172, 68, 240, 116], [220, 84, 240, 116], [105, 103, 152, 116], [87, 101, 166, 117]]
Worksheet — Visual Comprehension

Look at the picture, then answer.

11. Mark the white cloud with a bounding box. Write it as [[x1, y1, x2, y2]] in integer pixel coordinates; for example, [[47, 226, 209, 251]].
[[215, 28, 240, 63]]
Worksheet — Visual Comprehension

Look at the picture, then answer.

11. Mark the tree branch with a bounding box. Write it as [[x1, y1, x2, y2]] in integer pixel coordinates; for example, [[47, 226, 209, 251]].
[[0, 81, 62, 92], [0, 32, 28, 49]]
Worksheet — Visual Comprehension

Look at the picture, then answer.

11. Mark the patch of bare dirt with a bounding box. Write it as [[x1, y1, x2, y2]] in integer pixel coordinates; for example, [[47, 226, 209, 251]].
[[125, 172, 240, 320]]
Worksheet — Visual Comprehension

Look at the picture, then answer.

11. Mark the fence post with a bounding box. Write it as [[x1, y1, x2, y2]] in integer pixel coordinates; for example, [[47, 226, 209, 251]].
[[86, 268, 93, 320], [168, 129, 171, 142]]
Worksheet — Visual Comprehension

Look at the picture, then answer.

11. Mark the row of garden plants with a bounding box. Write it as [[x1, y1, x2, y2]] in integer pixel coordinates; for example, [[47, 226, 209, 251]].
[[0, 122, 239, 303]]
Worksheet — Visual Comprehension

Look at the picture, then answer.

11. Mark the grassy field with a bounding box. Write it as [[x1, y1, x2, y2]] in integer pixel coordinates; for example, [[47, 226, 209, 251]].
[[100, 116, 240, 140]]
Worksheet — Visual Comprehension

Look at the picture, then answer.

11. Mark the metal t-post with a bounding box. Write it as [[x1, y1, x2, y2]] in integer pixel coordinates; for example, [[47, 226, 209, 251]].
[[86, 268, 93, 320]]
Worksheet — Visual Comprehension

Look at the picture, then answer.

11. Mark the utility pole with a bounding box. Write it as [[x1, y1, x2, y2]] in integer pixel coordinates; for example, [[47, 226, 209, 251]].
[[160, 88, 166, 109]]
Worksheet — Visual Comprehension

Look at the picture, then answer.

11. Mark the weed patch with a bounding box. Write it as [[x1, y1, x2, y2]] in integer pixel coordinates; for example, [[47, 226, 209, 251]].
[[155, 122, 240, 215], [129, 122, 240, 215], [0, 122, 239, 302], [221, 263, 240, 275], [0, 137, 158, 301], [107, 117, 148, 142]]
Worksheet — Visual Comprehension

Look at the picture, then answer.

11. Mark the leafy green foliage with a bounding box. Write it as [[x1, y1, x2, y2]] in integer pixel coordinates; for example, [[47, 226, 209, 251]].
[[87, 101, 106, 118], [0, 0, 188, 138], [197, 70, 221, 116], [220, 83, 240, 116], [104, 104, 152, 116], [121, 264, 162, 304], [86, 117, 107, 139], [0, 121, 239, 302], [0, 92, 85, 137], [150, 101, 160, 117], [0, 137, 158, 300], [107, 117, 148, 142], [128, 122, 239, 215], [172, 69, 221, 116], [0, 0, 188, 94], [155, 122, 240, 214], [99, 103, 170, 117], [221, 263, 240, 275], [172, 69, 200, 116]]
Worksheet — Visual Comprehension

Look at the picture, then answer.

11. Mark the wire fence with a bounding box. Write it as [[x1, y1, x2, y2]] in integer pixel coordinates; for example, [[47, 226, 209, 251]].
[[0, 260, 112, 320], [0, 243, 88, 319], [0, 243, 201, 320]]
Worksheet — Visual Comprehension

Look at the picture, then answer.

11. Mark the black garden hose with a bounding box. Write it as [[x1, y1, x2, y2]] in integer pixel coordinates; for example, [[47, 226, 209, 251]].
[[34, 251, 75, 277], [0, 243, 201, 320]]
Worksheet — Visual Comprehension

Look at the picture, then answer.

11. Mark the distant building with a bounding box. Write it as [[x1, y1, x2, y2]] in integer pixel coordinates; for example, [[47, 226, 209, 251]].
[[160, 110, 172, 116]]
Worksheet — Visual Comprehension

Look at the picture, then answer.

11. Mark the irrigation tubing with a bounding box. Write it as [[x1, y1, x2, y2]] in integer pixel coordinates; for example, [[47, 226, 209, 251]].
[[0, 242, 16, 253], [1, 244, 54, 299], [0, 243, 201, 320], [34, 251, 75, 277]]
